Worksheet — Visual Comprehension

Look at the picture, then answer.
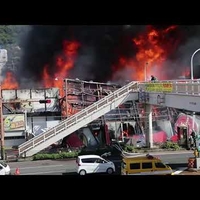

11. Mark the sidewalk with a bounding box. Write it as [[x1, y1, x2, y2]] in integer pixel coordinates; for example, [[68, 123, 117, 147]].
[[3, 147, 193, 162]]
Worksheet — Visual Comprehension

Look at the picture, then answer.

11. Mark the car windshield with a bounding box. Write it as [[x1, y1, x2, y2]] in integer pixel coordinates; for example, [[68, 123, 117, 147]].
[[100, 155, 110, 162], [99, 157, 109, 163], [0, 161, 7, 167]]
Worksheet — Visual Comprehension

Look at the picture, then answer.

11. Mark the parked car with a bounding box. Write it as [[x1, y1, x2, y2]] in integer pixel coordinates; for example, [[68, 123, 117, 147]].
[[0, 161, 11, 175], [76, 155, 115, 175]]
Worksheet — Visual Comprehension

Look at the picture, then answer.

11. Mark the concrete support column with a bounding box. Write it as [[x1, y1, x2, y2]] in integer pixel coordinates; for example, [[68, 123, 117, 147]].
[[0, 85, 5, 160], [144, 104, 153, 148]]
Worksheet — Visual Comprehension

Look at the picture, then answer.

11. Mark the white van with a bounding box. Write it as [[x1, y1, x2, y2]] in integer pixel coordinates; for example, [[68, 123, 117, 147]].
[[0, 161, 11, 175], [76, 155, 115, 175]]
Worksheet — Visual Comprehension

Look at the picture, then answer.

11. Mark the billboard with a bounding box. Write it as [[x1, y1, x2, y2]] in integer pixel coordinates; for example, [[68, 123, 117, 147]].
[[145, 83, 173, 92], [2, 88, 60, 113], [4, 114, 25, 131]]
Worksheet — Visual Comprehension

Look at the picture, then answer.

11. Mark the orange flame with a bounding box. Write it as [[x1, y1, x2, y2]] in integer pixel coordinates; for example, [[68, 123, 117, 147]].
[[1, 72, 19, 89], [42, 40, 80, 96], [42, 40, 80, 117], [112, 25, 180, 81]]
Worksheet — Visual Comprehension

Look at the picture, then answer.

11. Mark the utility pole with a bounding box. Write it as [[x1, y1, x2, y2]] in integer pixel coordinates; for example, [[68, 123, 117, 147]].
[[144, 62, 148, 81], [0, 84, 4, 160], [0, 49, 7, 160]]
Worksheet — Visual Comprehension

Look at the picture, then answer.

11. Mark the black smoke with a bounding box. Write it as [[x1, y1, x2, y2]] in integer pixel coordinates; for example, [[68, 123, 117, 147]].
[[17, 25, 200, 87], [17, 25, 146, 85], [163, 25, 200, 79]]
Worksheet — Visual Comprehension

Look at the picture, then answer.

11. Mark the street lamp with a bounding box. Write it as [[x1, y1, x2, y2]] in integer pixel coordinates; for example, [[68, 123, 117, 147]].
[[191, 48, 200, 80], [144, 62, 148, 81]]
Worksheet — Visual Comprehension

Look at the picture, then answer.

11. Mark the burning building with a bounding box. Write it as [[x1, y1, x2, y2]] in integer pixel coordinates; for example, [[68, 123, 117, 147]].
[[2, 87, 61, 147], [1, 25, 200, 149], [0, 76, 182, 149]]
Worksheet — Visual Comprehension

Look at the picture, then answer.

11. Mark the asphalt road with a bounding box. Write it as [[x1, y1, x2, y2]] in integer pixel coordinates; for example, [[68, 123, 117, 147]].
[[9, 159, 76, 175], [7, 151, 194, 175]]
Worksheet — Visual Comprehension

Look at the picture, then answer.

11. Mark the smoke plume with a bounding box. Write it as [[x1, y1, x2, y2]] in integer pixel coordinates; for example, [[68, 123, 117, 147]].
[[17, 25, 145, 84], [17, 25, 200, 87]]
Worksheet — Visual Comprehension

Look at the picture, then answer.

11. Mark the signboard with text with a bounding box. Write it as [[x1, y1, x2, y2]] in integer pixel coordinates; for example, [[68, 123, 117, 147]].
[[145, 83, 173, 92], [3, 114, 25, 131]]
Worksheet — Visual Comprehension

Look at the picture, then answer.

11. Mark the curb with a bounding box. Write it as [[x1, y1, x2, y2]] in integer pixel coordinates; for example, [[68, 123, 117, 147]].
[[173, 167, 187, 175], [5, 149, 192, 163]]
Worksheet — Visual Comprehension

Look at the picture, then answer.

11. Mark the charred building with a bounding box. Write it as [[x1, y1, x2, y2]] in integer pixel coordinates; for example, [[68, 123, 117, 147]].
[[1, 77, 181, 149]]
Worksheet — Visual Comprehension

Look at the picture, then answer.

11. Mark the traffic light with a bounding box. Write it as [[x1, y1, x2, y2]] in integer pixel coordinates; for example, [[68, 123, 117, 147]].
[[39, 99, 51, 104]]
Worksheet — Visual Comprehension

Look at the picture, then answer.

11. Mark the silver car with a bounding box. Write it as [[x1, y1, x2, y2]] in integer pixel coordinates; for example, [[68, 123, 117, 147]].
[[76, 155, 115, 175], [0, 161, 11, 175]]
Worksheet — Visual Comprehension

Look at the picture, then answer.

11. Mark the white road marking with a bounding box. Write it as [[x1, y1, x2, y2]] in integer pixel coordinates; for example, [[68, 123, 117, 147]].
[[172, 167, 187, 175], [149, 151, 193, 155], [11, 164, 63, 170], [20, 170, 65, 175]]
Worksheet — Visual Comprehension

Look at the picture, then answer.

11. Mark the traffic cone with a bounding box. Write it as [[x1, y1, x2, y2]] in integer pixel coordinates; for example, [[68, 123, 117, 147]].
[[14, 168, 20, 175]]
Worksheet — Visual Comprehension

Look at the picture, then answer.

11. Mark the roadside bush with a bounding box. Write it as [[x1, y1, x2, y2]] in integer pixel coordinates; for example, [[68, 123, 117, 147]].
[[124, 145, 135, 152], [160, 141, 180, 150], [33, 151, 79, 160]]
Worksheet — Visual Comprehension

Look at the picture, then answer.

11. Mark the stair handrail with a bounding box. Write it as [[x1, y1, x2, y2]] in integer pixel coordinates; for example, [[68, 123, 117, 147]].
[[18, 81, 138, 155]]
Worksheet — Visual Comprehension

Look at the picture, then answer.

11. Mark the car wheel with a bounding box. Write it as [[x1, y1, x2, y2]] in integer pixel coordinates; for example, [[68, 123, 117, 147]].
[[107, 168, 114, 174], [79, 170, 86, 175]]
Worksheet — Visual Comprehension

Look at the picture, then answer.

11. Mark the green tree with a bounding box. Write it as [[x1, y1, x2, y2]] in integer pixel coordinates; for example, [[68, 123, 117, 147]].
[[0, 25, 30, 47]]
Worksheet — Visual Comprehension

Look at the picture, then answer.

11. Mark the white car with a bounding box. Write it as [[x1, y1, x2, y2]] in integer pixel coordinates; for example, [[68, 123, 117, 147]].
[[0, 161, 11, 175], [76, 155, 115, 175]]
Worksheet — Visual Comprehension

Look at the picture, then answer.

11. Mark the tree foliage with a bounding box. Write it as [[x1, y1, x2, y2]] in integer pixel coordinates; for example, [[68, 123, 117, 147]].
[[0, 25, 30, 47]]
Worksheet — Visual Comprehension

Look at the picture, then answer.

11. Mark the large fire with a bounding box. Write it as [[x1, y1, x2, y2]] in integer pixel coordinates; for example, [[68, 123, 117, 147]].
[[112, 25, 185, 81], [41, 40, 80, 117], [1, 40, 80, 93], [1, 25, 187, 91], [0, 25, 192, 117], [42, 40, 80, 96], [1, 71, 19, 89], [0, 40, 80, 117], [1, 26, 191, 93]]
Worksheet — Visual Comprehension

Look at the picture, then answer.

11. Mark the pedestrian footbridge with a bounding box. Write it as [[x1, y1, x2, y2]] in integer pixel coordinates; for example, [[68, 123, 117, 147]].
[[138, 80, 200, 111], [18, 79, 200, 157]]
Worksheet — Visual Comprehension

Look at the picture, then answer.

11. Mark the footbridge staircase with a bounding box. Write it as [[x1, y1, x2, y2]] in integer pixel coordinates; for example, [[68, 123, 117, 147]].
[[18, 79, 200, 157], [18, 81, 139, 157]]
